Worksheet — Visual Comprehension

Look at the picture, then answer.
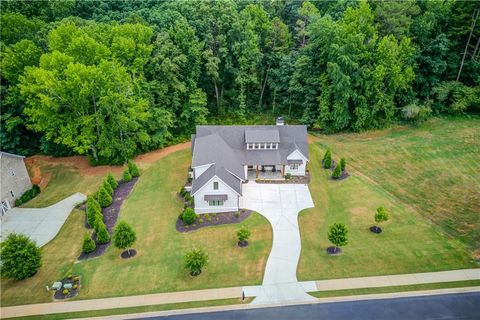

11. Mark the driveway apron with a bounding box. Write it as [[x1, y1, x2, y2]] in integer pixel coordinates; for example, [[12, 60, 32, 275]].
[[240, 182, 316, 305]]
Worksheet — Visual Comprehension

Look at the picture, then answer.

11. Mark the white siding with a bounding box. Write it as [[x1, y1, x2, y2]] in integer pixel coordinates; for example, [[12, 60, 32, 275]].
[[284, 149, 307, 176], [193, 164, 212, 179], [193, 176, 239, 214]]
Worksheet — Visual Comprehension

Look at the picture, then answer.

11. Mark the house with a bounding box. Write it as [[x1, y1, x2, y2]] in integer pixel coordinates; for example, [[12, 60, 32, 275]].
[[0, 152, 33, 217], [190, 118, 308, 213]]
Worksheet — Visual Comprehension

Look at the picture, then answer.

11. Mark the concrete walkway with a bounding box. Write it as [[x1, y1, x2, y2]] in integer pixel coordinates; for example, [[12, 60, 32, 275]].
[[1, 269, 478, 318], [0, 192, 86, 247], [239, 182, 315, 305]]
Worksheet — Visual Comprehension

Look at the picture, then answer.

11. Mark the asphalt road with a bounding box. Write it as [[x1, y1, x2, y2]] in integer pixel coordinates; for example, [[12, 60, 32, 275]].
[[141, 292, 480, 320]]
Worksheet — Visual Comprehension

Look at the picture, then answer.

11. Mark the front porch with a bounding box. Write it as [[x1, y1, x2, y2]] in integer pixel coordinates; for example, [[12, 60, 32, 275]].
[[247, 165, 284, 181]]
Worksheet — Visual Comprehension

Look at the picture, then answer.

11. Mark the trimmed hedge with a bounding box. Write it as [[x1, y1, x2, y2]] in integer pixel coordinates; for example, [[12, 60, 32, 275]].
[[15, 185, 41, 206]]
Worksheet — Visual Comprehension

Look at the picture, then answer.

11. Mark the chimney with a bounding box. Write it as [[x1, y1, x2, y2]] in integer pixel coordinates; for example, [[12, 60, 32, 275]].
[[276, 117, 285, 126]]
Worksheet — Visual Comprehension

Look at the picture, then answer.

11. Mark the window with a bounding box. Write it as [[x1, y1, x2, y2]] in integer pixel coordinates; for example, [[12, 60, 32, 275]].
[[208, 200, 224, 206], [255, 143, 260, 149], [213, 181, 219, 190], [265, 143, 271, 149], [10, 191, 15, 197], [10, 171, 15, 176], [259, 143, 265, 149], [290, 164, 299, 170]]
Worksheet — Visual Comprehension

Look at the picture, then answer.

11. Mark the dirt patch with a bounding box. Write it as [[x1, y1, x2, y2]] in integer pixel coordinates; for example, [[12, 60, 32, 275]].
[[135, 141, 190, 165], [176, 209, 253, 233], [78, 177, 138, 260], [24, 158, 52, 190], [331, 171, 350, 181]]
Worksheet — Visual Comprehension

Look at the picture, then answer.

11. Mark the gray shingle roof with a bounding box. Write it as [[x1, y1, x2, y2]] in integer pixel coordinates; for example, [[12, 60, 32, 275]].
[[245, 129, 280, 143], [192, 124, 308, 194]]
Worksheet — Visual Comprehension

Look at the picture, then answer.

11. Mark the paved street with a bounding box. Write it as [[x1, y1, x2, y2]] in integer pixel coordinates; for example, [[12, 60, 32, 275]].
[[144, 292, 480, 320]]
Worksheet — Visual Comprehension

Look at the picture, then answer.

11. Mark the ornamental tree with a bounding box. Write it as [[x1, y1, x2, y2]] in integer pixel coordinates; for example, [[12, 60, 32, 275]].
[[128, 161, 140, 177], [340, 158, 346, 171], [327, 223, 348, 253], [374, 206, 390, 232], [106, 172, 118, 189], [332, 164, 342, 179], [0, 233, 42, 280], [95, 221, 110, 244], [323, 149, 332, 169], [102, 179, 113, 196], [123, 169, 132, 182], [113, 221, 137, 255], [184, 248, 208, 276], [97, 185, 112, 208], [237, 225, 251, 246], [82, 234, 96, 254]]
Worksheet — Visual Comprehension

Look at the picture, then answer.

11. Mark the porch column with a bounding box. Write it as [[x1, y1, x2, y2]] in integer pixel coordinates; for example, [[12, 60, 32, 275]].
[[282, 165, 285, 177], [256, 165, 259, 178]]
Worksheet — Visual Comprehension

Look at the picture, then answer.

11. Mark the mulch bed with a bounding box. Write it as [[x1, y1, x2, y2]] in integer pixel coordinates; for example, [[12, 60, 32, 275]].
[[331, 171, 350, 181], [370, 226, 382, 234], [256, 172, 311, 184], [176, 209, 253, 233], [53, 276, 81, 300], [326, 246, 342, 255], [121, 249, 137, 259], [78, 177, 139, 260], [238, 240, 249, 247]]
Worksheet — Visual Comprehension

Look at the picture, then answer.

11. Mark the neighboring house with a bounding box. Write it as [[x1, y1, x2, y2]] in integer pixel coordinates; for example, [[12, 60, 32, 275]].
[[190, 118, 309, 213], [0, 152, 32, 217]]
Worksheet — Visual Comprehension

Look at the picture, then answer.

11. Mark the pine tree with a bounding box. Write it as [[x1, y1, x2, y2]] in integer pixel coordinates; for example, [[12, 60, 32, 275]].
[[95, 222, 110, 244], [106, 172, 118, 189], [82, 234, 96, 253], [128, 161, 140, 177], [323, 150, 332, 169], [340, 158, 346, 171], [103, 179, 113, 196], [97, 185, 112, 208], [123, 169, 132, 182], [332, 164, 342, 179]]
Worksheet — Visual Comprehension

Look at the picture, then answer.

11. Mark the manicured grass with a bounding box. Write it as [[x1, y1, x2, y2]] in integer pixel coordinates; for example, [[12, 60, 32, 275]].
[[70, 149, 271, 300], [1, 209, 85, 306], [309, 280, 480, 298], [297, 139, 477, 281], [311, 116, 480, 251], [12, 297, 252, 320]]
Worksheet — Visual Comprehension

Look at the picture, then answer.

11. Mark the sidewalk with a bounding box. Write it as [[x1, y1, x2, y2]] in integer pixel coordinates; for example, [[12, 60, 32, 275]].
[[2, 269, 479, 318]]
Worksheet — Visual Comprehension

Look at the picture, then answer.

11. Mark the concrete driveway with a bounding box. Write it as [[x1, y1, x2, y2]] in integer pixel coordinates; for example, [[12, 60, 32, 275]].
[[240, 182, 316, 305], [0, 193, 86, 247]]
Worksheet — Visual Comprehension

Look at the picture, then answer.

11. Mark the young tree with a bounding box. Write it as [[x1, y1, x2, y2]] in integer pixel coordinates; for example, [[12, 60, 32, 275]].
[[182, 208, 196, 225], [332, 164, 342, 179], [82, 234, 96, 254], [128, 161, 140, 177], [323, 149, 332, 169], [327, 223, 348, 254], [102, 179, 113, 196], [237, 225, 251, 247], [123, 169, 132, 182], [0, 233, 42, 280], [96, 185, 112, 208], [373, 206, 390, 233], [340, 158, 347, 171], [106, 172, 118, 189], [113, 221, 137, 256], [86, 197, 102, 228], [184, 248, 208, 276], [95, 221, 110, 244]]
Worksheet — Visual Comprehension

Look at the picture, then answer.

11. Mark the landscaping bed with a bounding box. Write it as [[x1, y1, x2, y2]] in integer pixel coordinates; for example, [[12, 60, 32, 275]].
[[53, 276, 81, 300], [78, 177, 138, 260], [255, 172, 310, 184], [176, 209, 253, 232], [331, 171, 350, 181]]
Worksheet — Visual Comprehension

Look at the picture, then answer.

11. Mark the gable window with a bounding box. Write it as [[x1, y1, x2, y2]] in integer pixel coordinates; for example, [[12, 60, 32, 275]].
[[290, 163, 299, 170], [208, 200, 224, 206], [213, 181, 219, 190]]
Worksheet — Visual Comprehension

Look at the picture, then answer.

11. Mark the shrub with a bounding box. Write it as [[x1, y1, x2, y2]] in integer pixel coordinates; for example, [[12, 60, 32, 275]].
[[86, 197, 102, 228], [328, 223, 348, 252], [73, 276, 80, 282], [323, 150, 332, 169], [95, 222, 110, 244], [128, 161, 140, 177], [184, 193, 192, 202], [375, 206, 390, 224], [73, 284, 78, 289], [179, 187, 187, 197], [113, 221, 137, 255], [15, 184, 41, 206], [184, 248, 208, 276], [285, 173, 292, 180], [123, 169, 132, 182], [237, 225, 251, 243], [0, 233, 42, 280], [63, 289, 69, 295], [182, 208, 196, 225], [340, 158, 346, 171], [67, 274, 73, 279], [97, 185, 112, 208], [102, 179, 113, 196], [234, 211, 240, 218], [106, 172, 118, 189], [332, 164, 342, 179], [82, 234, 96, 254]]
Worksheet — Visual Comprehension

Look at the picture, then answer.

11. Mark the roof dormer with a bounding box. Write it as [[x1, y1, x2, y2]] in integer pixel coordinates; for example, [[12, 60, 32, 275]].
[[245, 129, 280, 150]]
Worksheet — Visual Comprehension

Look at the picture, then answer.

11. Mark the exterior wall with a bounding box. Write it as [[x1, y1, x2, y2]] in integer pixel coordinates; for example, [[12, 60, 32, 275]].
[[193, 177, 239, 214], [193, 164, 212, 179], [285, 150, 307, 176], [244, 165, 248, 180], [1, 155, 32, 208]]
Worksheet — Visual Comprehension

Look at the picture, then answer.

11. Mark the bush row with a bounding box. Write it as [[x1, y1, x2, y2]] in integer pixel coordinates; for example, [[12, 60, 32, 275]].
[[15, 185, 41, 206]]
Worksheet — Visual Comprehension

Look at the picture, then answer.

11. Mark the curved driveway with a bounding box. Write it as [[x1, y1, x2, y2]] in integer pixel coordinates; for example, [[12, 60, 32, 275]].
[[240, 182, 316, 305]]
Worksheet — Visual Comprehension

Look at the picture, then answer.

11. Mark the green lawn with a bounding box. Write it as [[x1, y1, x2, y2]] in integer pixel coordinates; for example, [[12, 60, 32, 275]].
[[298, 117, 478, 281], [312, 116, 480, 251]]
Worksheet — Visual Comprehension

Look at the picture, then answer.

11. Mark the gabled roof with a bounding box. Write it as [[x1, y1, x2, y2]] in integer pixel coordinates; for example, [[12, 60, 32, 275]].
[[245, 129, 280, 143], [191, 164, 242, 195]]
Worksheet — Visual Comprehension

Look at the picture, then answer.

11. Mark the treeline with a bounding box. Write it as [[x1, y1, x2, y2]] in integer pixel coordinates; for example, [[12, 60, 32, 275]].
[[1, 0, 479, 164]]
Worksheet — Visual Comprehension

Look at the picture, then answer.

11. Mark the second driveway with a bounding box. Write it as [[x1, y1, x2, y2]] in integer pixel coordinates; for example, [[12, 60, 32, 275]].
[[240, 182, 316, 305]]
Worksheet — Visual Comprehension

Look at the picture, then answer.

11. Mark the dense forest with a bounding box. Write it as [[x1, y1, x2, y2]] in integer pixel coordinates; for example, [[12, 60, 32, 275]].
[[1, 0, 479, 164]]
